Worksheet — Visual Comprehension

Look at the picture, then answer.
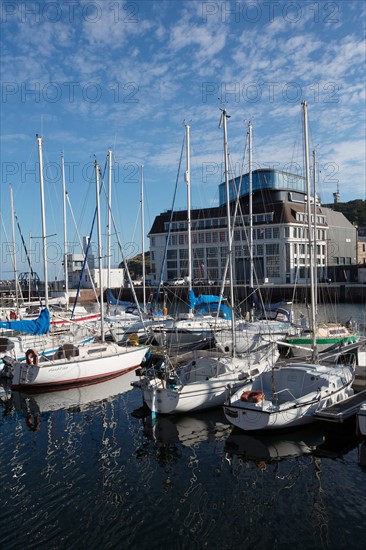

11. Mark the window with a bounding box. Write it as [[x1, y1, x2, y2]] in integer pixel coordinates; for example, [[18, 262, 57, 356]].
[[207, 247, 218, 257], [207, 258, 218, 267], [167, 250, 177, 259], [194, 248, 204, 258]]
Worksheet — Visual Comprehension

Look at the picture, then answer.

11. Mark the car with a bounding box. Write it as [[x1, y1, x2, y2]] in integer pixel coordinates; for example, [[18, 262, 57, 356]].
[[172, 277, 185, 286], [193, 278, 215, 286], [163, 277, 185, 286]]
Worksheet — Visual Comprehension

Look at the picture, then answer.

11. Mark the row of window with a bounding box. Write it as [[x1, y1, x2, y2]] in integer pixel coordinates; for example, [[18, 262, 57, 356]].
[[164, 212, 274, 232], [151, 224, 328, 248], [296, 212, 326, 225]]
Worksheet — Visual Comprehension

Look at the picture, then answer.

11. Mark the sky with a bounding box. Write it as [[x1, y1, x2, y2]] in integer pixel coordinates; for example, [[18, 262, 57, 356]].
[[1, 0, 365, 281]]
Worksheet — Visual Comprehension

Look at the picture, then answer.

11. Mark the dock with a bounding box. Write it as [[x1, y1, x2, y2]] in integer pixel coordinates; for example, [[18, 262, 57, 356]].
[[314, 390, 366, 423]]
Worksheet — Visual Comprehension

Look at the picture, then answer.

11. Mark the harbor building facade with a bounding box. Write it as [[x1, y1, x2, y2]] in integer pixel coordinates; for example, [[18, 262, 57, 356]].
[[148, 169, 357, 286]]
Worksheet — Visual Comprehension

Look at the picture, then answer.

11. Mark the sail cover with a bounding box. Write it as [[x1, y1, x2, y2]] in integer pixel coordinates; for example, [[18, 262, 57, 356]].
[[188, 290, 232, 319], [0, 308, 50, 334]]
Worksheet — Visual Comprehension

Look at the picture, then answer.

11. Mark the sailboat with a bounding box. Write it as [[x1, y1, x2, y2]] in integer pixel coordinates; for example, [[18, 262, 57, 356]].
[[9, 156, 150, 390], [214, 121, 297, 354], [281, 147, 359, 357], [151, 123, 232, 350], [137, 110, 278, 415], [223, 102, 356, 431], [103, 162, 173, 344]]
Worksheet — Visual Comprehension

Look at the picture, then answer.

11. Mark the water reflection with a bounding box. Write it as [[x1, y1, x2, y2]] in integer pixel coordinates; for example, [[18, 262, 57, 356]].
[[1, 370, 137, 429], [142, 409, 231, 447], [225, 424, 326, 465], [1, 370, 366, 550]]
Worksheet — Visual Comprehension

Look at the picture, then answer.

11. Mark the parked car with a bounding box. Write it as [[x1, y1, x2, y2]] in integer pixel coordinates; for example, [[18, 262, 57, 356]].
[[172, 277, 185, 286], [193, 278, 215, 286], [163, 277, 184, 286]]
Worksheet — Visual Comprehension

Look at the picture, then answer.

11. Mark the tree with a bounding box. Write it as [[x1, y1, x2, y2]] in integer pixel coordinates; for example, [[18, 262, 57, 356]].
[[119, 252, 150, 279]]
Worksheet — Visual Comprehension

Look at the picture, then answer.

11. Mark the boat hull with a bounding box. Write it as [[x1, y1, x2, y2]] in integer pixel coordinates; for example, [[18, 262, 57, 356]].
[[141, 344, 277, 414], [358, 404, 366, 437], [223, 362, 355, 431], [11, 343, 149, 390]]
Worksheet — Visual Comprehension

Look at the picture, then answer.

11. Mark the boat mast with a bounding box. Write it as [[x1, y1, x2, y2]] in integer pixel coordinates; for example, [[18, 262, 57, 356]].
[[61, 152, 69, 309], [302, 101, 317, 360], [312, 147, 318, 316], [220, 108, 235, 353], [141, 164, 146, 311], [107, 150, 112, 294], [36, 134, 49, 309], [95, 160, 105, 341], [248, 121, 254, 321], [9, 185, 19, 311], [185, 123, 193, 314]]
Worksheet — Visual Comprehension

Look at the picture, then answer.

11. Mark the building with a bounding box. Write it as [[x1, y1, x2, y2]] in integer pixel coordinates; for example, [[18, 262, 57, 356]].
[[148, 168, 357, 285], [66, 236, 124, 290]]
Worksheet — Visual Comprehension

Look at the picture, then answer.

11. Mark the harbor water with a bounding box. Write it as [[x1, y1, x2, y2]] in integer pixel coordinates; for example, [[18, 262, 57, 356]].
[[0, 303, 366, 549]]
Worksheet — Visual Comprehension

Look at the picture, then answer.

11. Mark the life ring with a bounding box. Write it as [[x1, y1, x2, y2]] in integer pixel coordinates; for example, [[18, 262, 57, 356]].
[[240, 390, 265, 403], [9, 310, 17, 320], [26, 413, 40, 432], [25, 349, 39, 366]]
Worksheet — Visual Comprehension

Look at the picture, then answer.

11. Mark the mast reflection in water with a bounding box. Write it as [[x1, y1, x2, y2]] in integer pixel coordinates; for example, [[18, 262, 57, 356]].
[[0, 366, 366, 550]]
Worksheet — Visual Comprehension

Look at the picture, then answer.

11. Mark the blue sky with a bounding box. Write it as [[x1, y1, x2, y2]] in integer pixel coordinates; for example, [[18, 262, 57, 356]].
[[1, 0, 365, 281]]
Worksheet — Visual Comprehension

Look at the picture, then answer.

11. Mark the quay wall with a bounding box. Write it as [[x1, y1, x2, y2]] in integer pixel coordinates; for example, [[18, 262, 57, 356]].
[[105, 283, 365, 306]]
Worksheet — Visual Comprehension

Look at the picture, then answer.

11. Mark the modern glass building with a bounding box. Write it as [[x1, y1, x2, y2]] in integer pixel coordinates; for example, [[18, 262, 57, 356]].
[[218, 168, 306, 206], [148, 169, 356, 286]]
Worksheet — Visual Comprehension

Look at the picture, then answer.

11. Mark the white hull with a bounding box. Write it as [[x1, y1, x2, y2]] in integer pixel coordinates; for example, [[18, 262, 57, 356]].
[[141, 343, 278, 414], [11, 342, 149, 390], [152, 317, 230, 347], [224, 362, 355, 431], [358, 403, 366, 437], [12, 369, 137, 414], [215, 320, 296, 354], [0, 332, 95, 370]]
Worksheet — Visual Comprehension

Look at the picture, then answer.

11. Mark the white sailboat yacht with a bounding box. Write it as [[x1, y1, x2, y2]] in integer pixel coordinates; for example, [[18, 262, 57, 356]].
[[223, 102, 356, 431], [137, 111, 278, 415], [151, 123, 232, 350], [214, 121, 297, 354], [9, 157, 149, 390]]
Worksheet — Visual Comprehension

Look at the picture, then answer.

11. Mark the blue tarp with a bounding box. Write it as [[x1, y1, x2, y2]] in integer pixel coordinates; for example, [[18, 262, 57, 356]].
[[106, 289, 133, 309], [188, 290, 232, 319], [0, 308, 50, 334]]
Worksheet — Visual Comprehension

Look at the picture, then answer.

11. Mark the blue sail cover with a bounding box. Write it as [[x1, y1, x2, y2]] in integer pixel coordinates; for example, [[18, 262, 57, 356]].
[[188, 290, 232, 320], [263, 302, 292, 322], [106, 289, 133, 309], [0, 308, 50, 334]]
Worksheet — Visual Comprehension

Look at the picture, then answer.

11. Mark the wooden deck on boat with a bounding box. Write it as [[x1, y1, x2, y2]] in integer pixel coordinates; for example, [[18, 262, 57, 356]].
[[314, 390, 366, 423]]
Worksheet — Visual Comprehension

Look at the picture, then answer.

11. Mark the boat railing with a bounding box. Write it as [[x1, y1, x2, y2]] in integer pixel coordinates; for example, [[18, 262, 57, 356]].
[[272, 387, 298, 404]]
